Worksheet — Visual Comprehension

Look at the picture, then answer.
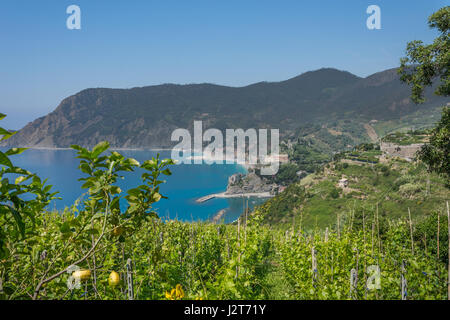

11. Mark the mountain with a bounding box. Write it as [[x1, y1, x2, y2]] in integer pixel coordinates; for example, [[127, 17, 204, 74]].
[[2, 68, 446, 149]]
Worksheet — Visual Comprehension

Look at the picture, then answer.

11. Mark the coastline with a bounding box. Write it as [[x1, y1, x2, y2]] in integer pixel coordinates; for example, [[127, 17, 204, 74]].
[[196, 191, 273, 203], [0, 146, 174, 151]]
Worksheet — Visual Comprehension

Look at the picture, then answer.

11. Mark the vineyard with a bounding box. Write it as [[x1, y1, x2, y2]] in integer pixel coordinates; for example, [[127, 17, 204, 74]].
[[1, 197, 448, 300], [0, 117, 449, 299]]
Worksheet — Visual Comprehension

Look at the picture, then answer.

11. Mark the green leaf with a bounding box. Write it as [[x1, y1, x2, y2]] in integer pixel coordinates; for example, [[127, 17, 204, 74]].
[[81, 180, 95, 189], [15, 176, 28, 184], [31, 175, 42, 186], [124, 158, 140, 167], [141, 159, 157, 170], [127, 188, 141, 197], [110, 186, 122, 194], [5, 166, 31, 175], [59, 222, 72, 234], [0, 127, 14, 140], [92, 212, 104, 220], [0, 151, 13, 168], [110, 196, 121, 211], [70, 144, 86, 152], [3, 205, 25, 237], [85, 228, 99, 235], [79, 163, 92, 175], [5, 148, 27, 156], [92, 141, 110, 158], [152, 192, 162, 202]]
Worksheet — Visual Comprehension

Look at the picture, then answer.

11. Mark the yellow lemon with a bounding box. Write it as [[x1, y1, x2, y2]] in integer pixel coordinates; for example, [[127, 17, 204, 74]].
[[108, 271, 120, 287], [175, 284, 184, 299], [72, 269, 91, 281]]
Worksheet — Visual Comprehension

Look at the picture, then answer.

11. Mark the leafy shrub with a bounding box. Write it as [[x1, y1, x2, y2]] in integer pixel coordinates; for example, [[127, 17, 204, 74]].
[[329, 188, 340, 199], [399, 183, 423, 197]]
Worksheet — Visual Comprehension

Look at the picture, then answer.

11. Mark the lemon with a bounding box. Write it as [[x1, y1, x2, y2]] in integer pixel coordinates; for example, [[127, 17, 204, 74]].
[[108, 271, 120, 287], [112, 226, 124, 236], [72, 269, 91, 281]]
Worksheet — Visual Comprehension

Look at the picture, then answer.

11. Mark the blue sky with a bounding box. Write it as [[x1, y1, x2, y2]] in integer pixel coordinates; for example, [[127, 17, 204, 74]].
[[0, 0, 447, 129]]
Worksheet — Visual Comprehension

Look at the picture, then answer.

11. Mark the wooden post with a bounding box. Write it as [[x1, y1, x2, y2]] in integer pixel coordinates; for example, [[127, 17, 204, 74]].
[[226, 233, 230, 259], [363, 209, 366, 244], [376, 203, 381, 254], [324, 227, 329, 243], [437, 213, 440, 260], [362, 209, 367, 297], [408, 208, 414, 255], [311, 246, 317, 284], [424, 233, 428, 256], [331, 252, 334, 282], [244, 197, 248, 246], [371, 220, 375, 255], [350, 268, 358, 300], [126, 258, 134, 300], [292, 213, 296, 235], [236, 218, 240, 279], [337, 214, 340, 239], [447, 201, 449, 300], [300, 210, 303, 234], [401, 261, 407, 300]]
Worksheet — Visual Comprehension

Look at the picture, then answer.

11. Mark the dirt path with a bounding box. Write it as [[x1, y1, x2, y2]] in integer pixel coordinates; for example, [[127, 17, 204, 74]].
[[364, 123, 379, 142]]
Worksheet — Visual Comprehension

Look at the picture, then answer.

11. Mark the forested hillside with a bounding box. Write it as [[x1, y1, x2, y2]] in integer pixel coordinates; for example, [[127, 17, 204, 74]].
[[2, 68, 446, 149]]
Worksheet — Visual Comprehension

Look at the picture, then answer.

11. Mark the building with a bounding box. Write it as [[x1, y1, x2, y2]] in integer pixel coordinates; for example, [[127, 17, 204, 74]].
[[338, 178, 348, 188], [263, 154, 289, 164]]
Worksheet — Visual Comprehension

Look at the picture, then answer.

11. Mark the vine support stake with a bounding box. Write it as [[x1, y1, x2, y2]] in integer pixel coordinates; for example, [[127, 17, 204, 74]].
[[236, 218, 240, 279], [401, 261, 407, 300], [447, 201, 449, 300], [437, 213, 440, 260], [126, 258, 134, 300], [311, 246, 317, 284], [408, 207, 414, 255], [350, 268, 358, 300]]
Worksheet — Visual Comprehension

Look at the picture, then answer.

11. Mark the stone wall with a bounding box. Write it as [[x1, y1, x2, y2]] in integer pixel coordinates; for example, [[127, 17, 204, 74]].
[[380, 142, 423, 160]]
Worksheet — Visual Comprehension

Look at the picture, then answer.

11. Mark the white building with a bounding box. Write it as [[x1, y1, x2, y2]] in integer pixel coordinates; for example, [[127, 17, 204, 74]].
[[338, 178, 348, 188]]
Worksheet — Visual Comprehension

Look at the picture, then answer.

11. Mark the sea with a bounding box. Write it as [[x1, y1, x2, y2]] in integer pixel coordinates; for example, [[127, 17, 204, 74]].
[[3, 148, 267, 223]]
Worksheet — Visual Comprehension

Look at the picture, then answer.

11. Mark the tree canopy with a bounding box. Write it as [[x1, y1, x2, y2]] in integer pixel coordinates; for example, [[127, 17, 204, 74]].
[[398, 6, 449, 103], [399, 6, 450, 181]]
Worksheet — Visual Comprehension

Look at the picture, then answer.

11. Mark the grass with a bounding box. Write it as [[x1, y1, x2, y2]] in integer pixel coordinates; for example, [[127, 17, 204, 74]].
[[253, 153, 449, 231]]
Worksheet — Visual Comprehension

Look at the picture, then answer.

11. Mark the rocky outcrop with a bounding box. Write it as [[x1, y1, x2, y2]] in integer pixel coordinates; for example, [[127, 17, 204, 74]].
[[225, 172, 278, 195]]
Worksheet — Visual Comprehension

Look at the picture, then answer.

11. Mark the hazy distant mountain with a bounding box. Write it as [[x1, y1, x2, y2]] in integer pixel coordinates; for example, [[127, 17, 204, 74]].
[[2, 68, 446, 149]]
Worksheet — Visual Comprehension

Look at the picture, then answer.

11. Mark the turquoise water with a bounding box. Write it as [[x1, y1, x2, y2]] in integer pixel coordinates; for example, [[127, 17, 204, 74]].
[[5, 148, 266, 223]]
